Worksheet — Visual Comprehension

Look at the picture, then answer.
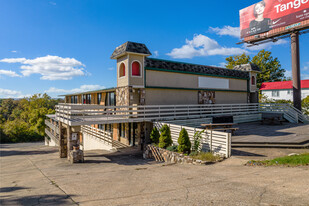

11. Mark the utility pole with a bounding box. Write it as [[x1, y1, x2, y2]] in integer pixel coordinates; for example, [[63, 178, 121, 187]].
[[291, 31, 301, 111]]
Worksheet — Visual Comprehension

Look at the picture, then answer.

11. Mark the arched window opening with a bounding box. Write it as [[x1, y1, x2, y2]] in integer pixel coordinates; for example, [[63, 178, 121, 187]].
[[132, 61, 141, 76], [119, 63, 125, 77], [251, 76, 256, 85]]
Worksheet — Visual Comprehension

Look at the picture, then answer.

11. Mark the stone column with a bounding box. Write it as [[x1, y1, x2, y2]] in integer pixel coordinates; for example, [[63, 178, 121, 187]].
[[59, 122, 67, 158]]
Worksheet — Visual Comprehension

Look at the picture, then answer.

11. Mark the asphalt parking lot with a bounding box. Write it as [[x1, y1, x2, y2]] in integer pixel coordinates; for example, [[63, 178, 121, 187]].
[[1, 142, 309, 206]]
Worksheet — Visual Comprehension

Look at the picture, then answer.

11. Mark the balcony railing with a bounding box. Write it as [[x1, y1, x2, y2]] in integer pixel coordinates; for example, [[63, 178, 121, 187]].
[[55, 103, 308, 126]]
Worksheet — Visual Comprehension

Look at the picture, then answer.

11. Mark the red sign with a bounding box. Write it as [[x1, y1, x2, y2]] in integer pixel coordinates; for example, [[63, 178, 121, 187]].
[[240, 0, 309, 38]]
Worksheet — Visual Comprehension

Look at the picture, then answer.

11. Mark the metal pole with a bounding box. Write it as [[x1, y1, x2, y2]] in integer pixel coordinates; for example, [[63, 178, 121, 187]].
[[291, 32, 301, 111]]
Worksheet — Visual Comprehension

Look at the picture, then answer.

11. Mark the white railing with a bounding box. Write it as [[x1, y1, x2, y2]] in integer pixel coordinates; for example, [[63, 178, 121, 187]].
[[44, 119, 59, 134], [81, 125, 113, 146], [55, 103, 308, 126], [45, 128, 59, 144], [154, 122, 231, 158]]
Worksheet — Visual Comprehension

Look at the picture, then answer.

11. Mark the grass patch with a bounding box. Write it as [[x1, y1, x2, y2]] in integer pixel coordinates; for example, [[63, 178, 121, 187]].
[[247, 153, 309, 167], [190, 152, 222, 162]]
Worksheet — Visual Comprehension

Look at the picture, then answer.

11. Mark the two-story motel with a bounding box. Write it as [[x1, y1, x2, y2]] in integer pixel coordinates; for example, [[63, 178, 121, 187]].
[[45, 41, 265, 159]]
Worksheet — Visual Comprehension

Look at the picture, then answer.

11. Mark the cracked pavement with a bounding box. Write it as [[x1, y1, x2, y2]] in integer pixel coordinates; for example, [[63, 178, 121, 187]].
[[0, 142, 309, 205]]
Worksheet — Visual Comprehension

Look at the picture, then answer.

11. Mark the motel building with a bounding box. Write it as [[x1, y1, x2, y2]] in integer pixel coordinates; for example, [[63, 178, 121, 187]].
[[260, 80, 309, 101], [44, 41, 308, 162]]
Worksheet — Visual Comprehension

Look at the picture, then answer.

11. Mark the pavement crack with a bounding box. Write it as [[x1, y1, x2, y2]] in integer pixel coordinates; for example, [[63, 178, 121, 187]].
[[26, 158, 79, 205]]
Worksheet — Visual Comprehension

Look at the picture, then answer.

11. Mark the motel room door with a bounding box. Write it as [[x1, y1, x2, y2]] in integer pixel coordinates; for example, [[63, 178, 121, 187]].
[[128, 123, 138, 146]]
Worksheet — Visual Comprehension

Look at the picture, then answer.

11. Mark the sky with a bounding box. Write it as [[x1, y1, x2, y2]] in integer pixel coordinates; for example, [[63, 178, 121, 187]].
[[0, 0, 308, 98]]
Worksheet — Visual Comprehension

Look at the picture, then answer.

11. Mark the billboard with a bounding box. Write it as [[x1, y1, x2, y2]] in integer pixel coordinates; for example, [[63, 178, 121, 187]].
[[240, 0, 309, 39]]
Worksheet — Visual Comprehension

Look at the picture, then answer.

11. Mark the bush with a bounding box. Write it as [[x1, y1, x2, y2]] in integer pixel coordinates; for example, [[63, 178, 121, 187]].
[[150, 127, 160, 144], [166, 145, 178, 152], [177, 128, 191, 154], [158, 124, 172, 148], [192, 130, 203, 152]]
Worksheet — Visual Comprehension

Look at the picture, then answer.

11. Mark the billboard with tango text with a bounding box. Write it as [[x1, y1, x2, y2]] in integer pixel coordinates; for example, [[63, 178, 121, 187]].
[[240, 0, 309, 39]]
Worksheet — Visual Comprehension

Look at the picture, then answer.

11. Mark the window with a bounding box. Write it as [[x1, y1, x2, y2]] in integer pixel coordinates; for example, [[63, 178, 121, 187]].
[[132, 61, 141, 76], [71, 96, 78, 104], [272, 91, 279, 97], [287, 90, 293, 95], [83, 94, 91, 104], [98, 124, 104, 130], [105, 92, 116, 106], [119, 123, 125, 137], [119, 63, 125, 77], [97, 93, 102, 104], [105, 124, 112, 132], [251, 76, 256, 85]]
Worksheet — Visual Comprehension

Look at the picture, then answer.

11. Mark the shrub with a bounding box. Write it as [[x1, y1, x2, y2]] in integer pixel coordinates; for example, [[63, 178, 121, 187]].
[[177, 128, 191, 154], [192, 130, 203, 152], [158, 124, 172, 148], [150, 127, 160, 144], [166, 145, 178, 152]]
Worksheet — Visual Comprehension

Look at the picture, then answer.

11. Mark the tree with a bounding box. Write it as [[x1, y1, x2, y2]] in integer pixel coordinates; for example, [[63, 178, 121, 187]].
[[150, 127, 160, 144], [0, 93, 61, 143], [226, 50, 288, 88], [177, 128, 191, 154], [158, 125, 172, 149]]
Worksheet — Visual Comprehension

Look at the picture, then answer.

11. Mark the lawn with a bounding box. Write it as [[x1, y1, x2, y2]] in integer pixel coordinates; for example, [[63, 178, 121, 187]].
[[247, 153, 309, 166]]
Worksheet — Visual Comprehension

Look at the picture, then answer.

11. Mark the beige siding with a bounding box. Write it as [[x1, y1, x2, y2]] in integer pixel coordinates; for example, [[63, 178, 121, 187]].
[[145, 88, 198, 105], [145, 88, 248, 105], [128, 54, 144, 87], [146, 70, 247, 91], [215, 91, 248, 104], [117, 56, 129, 87]]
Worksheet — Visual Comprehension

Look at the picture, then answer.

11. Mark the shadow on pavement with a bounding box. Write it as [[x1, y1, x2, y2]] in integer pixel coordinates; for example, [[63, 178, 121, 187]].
[[232, 149, 266, 157], [0, 187, 30, 193], [0, 149, 57, 157], [0, 194, 76, 206], [84, 148, 154, 166]]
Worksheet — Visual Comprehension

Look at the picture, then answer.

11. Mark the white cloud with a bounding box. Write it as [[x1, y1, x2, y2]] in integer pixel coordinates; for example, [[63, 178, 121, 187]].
[[209, 26, 240, 38], [108, 67, 114, 71], [244, 39, 288, 51], [167, 34, 247, 59], [285, 70, 292, 79], [49, 1, 56, 5], [302, 62, 309, 71], [0, 69, 21, 77], [45, 84, 105, 94], [11, 50, 17, 53], [153, 51, 159, 57], [0, 88, 30, 98], [0, 55, 86, 80]]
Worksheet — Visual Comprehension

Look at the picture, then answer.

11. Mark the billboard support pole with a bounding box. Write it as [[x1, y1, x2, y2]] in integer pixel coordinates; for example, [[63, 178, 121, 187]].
[[291, 31, 301, 111]]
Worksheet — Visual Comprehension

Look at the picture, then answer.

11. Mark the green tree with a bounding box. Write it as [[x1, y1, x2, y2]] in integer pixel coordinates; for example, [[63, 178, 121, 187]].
[[0, 93, 61, 143], [177, 128, 191, 154], [226, 50, 288, 88], [158, 125, 172, 149], [150, 127, 160, 144]]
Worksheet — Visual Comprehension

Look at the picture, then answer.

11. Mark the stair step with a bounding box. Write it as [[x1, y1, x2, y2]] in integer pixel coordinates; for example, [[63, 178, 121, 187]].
[[232, 142, 309, 148]]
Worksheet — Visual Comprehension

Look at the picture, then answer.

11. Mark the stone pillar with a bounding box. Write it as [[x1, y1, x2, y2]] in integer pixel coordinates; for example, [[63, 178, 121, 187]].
[[59, 122, 67, 158], [67, 126, 72, 160]]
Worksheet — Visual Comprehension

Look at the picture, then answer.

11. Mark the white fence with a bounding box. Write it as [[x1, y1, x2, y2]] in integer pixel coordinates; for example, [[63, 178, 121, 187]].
[[55, 103, 308, 126], [154, 122, 231, 158], [81, 125, 113, 146]]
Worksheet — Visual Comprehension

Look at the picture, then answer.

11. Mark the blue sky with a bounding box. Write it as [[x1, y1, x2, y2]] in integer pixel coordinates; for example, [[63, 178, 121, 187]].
[[0, 0, 308, 98]]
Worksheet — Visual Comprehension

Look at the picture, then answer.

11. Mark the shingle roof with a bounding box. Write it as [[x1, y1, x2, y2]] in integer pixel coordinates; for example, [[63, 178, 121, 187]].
[[145, 58, 250, 79], [111, 41, 151, 59], [233, 63, 260, 72], [260, 80, 309, 90]]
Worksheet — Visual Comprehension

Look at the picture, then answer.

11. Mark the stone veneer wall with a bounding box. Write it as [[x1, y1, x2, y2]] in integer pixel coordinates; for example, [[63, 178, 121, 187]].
[[116, 86, 130, 106], [144, 145, 209, 165]]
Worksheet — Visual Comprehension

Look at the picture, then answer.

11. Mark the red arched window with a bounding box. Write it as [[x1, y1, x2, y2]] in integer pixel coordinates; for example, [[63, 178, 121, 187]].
[[132, 61, 141, 76], [119, 63, 125, 77], [251, 76, 256, 85]]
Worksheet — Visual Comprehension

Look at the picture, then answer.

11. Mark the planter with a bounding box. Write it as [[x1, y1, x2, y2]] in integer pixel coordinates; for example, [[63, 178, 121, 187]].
[[144, 145, 220, 165]]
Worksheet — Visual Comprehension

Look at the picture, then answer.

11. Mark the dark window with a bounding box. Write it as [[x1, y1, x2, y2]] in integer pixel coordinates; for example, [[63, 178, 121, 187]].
[[85, 94, 91, 104], [71, 96, 74, 103], [98, 124, 104, 130], [97, 93, 102, 104], [105, 124, 112, 132], [251, 76, 256, 85], [119, 123, 125, 137], [74, 96, 78, 103], [105, 92, 116, 106]]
